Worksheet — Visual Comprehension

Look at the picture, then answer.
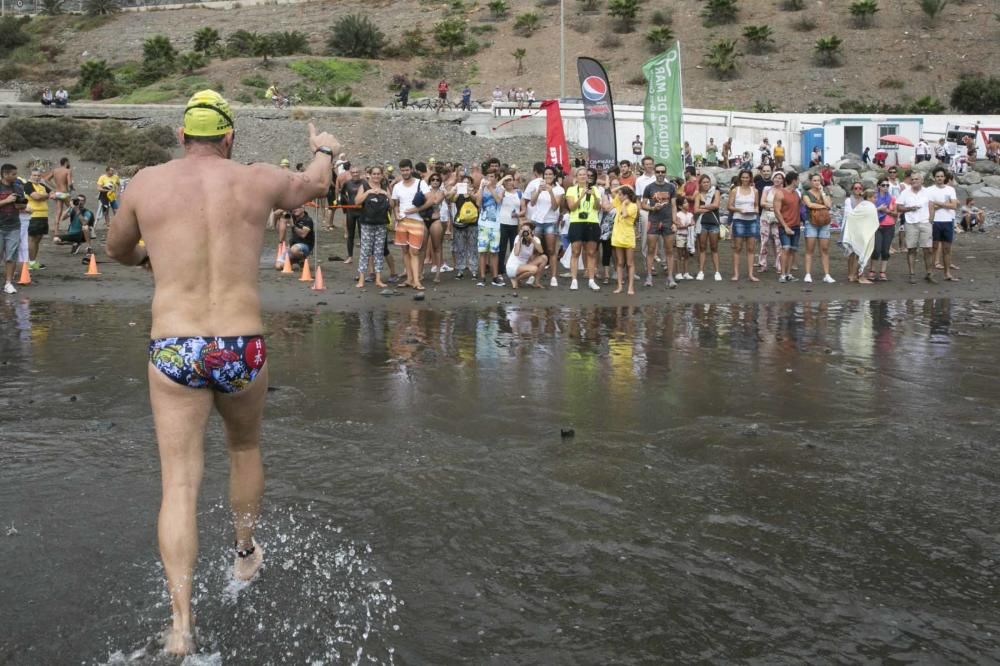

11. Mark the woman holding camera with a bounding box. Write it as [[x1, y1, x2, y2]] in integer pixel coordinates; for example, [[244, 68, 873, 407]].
[[506, 224, 547, 289], [565, 166, 602, 291]]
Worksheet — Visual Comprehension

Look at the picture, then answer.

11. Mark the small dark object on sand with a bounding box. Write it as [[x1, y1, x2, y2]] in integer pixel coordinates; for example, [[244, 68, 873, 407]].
[[561, 427, 575, 438], [413, 292, 425, 301]]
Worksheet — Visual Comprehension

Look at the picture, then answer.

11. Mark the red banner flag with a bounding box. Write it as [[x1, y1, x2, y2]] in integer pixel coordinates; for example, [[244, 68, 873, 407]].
[[541, 100, 569, 168]]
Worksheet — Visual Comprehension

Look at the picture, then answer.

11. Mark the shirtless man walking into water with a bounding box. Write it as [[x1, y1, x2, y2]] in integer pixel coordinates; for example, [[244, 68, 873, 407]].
[[106, 90, 339, 656], [48, 157, 73, 234]]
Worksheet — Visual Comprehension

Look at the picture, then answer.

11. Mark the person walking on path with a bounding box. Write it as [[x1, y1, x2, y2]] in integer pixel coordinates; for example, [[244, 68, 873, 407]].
[[106, 90, 339, 656]]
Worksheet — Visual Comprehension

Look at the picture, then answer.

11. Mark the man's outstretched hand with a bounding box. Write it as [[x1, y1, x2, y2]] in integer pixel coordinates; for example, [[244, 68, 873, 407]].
[[308, 123, 341, 157]]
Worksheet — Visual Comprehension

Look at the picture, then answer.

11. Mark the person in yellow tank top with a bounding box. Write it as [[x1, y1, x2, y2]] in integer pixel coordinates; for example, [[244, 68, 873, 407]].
[[96, 165, 120, 229], [25, 167, 54, 269], [774, 140, 786, 170], [611, 185, 638, 294]]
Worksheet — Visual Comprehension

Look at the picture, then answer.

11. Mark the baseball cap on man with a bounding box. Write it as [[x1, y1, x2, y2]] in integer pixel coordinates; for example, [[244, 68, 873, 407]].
[[183, 89, 234, 137]]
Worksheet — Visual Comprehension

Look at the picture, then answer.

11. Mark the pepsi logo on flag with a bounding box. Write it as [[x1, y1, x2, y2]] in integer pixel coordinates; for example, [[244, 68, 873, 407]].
[[581, 76, 608, 102]]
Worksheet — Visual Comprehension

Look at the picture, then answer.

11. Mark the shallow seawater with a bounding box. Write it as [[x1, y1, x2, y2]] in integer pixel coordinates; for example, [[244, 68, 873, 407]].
[[1, 298, 999, 665]]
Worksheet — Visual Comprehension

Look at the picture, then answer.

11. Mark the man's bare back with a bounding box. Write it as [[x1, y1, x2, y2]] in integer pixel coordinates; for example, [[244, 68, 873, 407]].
[[51, 165, 71, 192], [106, 90, 340, 657], [108, 126, 339, 338]]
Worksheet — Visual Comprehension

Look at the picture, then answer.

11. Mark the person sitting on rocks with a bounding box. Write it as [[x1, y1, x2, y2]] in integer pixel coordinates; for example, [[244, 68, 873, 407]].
[[54, 87, 69, 108], [41, 88, 54, 106], [960, 197, 985, 233]]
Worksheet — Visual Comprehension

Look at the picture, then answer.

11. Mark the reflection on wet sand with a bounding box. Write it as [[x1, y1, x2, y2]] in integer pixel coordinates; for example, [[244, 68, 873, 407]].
[[1, 297, 998, 664]]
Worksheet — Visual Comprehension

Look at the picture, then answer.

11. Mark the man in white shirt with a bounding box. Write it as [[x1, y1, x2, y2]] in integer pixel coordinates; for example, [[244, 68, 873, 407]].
[[915, 138, 930, 163], [391, 158, 431, 291], [895, 172, 934, 284], [926, 166, 959, 281], [634, 156, 657, 257], [520, 161, 545, 223]]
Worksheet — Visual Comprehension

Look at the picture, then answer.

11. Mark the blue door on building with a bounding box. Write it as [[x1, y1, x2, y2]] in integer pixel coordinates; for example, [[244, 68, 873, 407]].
[[802, 128, 824, 167]]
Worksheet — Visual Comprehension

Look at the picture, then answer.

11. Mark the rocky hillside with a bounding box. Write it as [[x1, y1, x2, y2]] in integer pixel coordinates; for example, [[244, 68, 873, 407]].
[[3, 0, 998, 111]]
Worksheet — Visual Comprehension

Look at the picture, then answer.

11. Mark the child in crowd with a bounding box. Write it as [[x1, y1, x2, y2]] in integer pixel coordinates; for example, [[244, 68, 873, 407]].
[[674, 196, 694, 280]]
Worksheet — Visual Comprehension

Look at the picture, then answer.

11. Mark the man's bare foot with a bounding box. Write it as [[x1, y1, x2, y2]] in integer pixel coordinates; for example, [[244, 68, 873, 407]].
[[343, 257, 353, 264], [375, 280, 388, 288], [749, 275, 760, 282], [234, 538, 264, 582], [731, 275, 739, 282], [163, 626, 195, 656], [858, 277, 873, 284], [355, 280, 364, 288], [613, 286, 622, 294]]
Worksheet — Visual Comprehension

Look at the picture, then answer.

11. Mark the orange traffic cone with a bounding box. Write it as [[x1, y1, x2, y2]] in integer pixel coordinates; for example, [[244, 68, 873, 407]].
[[85, 253, 100, 276], [298, 257, 312, 282], [281, 247, 293, 274], [16, 262, 31, 286], [311, 265, 326, 291]]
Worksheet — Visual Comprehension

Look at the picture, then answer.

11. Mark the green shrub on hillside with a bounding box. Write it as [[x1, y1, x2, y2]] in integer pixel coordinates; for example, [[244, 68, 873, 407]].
[[79, 121, 171, 166], [849, 0, 878, 27], [178, 52, 207, 74], [288, 58, 370, 88], [742, 25, 774, 53], [328, 14, 385, 58], [702, 0, 738, 27], [40, 0, 64, 15], [0, 17, 31, 56], [226, 30, 260, 57], [84, 0, 118, 15], [646, 26, 673, 53], [139, 35, 177, 83], [271, 31, 311, 56], [193, 27, 221, 54], [950, 75, 1000, 113], [607, 0, 639, 32], [513, 11, 541, 35], [704, 39, 738, 79], [78, 59, 115, 98], [814, 35, 843, 66], [434, 18, 467, 54], [488, 0, 510, 19], [241, 74, 269, 88]]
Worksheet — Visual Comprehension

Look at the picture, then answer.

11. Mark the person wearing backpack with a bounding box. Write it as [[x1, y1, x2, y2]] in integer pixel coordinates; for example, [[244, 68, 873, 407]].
[[391, 159, 432, 291], [449, 175, 480, 279], [354, 166, 391, 289]]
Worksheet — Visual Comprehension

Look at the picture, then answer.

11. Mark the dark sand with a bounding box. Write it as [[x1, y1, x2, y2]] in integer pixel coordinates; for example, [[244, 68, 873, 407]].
[[13, 221, 1000, 312]]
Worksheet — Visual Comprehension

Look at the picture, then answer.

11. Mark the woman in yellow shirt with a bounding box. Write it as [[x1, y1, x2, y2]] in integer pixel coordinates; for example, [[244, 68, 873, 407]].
[[611, 185, 638, 294]]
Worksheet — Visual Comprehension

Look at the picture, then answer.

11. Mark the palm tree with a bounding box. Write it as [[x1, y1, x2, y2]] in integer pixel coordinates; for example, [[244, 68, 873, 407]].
[[512, 47, 526, 75], [607, 0, 639, 32], [814, 35, 843, 65], [193, 27, 221, 54], [704, 39, 738, 79], [918, 0, 947, 21], [434, 18, 467, 55], [742, 25, 774, 53], [488, 0, 509, 20], [143, 35, 177, 65], [84, 0, 118, 15], [849, 0, 879, 27], [701, 0, 738, 27], [645, 26, 673, 54], [514, 12, 541, 36], [40, 0, 64, 15], [177, 52, 206, 75], [79, 59, 114, 90], [577, 0, 600, 10]]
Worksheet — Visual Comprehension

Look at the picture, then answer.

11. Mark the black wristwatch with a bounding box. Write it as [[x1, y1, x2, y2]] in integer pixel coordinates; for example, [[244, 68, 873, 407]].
[[315, 146, 334, 158]]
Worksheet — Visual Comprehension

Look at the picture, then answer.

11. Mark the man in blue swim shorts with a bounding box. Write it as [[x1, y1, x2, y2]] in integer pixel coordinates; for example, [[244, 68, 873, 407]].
[[106, 89, 340, 656]]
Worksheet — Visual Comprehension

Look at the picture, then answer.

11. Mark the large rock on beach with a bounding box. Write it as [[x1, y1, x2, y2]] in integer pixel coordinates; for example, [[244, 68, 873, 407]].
[[913, 159, 939, 172], [971, 186, 1000, 198], [829, 185, 847, 200], [973, 160, 1000, 175], [837, 159, 865, 171], [982, 175, 1000, 188], [956, 171, 983, 185]]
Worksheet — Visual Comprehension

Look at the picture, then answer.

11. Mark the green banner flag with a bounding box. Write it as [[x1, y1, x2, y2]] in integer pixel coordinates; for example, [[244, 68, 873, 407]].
[[642, 43, 684, 178]]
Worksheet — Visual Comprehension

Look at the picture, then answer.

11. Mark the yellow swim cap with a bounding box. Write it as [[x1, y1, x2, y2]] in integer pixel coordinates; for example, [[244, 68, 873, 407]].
[[183, 89, 234, 137], [280, 158, 290, 167]]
